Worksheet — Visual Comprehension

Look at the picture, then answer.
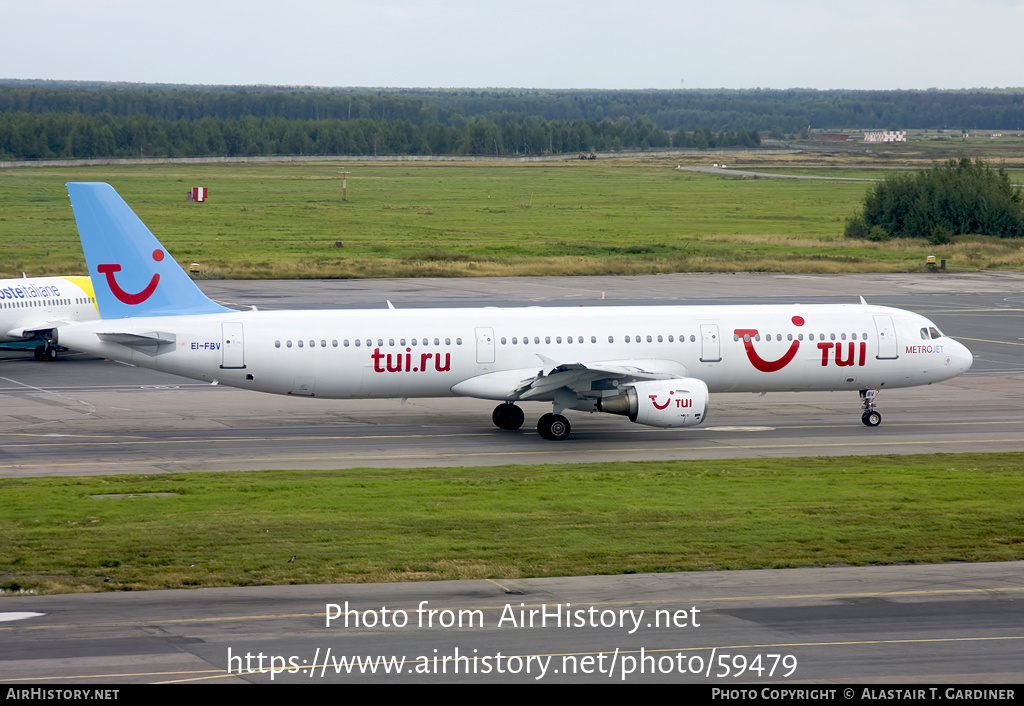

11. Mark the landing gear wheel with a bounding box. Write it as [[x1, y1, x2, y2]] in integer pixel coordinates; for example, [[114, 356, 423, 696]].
[[537, 413, 571, 441], [491, 403, 525, 430], [33, 345, 57, 361], [859, 389, 881, 427]]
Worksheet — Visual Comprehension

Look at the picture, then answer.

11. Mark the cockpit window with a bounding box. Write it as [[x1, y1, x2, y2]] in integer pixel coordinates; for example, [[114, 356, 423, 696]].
[[920, 328, 929, 340], [929, 326, 943, 339]]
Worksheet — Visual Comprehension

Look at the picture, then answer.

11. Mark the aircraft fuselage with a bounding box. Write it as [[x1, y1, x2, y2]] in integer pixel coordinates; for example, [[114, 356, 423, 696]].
[[56, 302, 971, 400]]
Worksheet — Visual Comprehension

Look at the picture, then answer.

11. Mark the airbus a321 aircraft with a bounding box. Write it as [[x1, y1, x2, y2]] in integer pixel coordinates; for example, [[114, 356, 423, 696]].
[[1, 274, 98, 359], [56, 182, 973, 440]]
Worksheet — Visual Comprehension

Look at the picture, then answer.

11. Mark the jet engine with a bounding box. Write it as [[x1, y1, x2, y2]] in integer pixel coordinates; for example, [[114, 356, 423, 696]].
[[597, 378, 709, 428]]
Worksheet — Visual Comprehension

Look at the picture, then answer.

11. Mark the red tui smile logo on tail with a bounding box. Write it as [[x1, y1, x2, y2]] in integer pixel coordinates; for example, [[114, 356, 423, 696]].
[[97, 250, 164, 304], [734, 315, 804, 372]]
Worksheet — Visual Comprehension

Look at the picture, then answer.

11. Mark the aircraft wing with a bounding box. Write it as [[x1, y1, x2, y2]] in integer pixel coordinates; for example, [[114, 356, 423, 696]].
[[5, 318, 76, 339], [451, 354, 689, 401]]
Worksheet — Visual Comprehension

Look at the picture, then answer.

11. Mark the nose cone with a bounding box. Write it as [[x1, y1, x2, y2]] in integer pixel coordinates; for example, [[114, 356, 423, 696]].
[[949, 338, 973, 374]]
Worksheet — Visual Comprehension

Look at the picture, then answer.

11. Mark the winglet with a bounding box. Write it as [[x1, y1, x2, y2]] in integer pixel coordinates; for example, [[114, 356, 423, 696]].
[[66, 183, 232, 318], [860, 296, 868, 305]]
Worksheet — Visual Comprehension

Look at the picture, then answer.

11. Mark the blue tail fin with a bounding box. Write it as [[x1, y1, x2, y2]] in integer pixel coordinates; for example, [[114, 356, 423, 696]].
[[67, 183, 231, 318]]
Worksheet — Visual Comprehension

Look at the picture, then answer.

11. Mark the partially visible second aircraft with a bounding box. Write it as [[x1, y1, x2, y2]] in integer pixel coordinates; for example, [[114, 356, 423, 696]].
[[0, 275, 98, 359]]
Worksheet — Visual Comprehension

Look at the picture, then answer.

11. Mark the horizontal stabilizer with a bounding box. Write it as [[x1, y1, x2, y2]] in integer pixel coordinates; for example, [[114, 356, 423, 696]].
[[96, 331, 177, 346]]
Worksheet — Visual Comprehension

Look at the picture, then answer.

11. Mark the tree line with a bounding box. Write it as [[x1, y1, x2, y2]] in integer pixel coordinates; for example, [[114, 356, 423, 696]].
[[0, 112, 760, 160], [2, 83, 1023, 132], [2, 82, 1022, 160]]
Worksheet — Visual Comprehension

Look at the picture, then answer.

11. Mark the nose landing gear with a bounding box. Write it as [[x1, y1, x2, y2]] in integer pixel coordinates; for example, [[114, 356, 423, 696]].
[[860, 389, 881, 427]]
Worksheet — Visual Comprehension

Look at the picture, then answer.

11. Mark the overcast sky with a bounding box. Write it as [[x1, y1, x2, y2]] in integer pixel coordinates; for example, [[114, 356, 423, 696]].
[[4, 0, 1022, 90]]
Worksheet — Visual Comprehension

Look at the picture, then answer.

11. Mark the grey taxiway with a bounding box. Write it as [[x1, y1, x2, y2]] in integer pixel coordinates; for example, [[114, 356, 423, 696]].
[[1, 271, 1021, 476]]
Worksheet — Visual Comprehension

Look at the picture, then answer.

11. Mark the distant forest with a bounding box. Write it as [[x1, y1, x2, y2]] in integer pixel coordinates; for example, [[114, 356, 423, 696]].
[[1, 82, 1022, 160]]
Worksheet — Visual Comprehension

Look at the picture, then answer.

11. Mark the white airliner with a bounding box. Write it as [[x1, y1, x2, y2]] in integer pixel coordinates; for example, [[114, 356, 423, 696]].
[[56, 182, 973, 440], [0, 275, 98, 359]]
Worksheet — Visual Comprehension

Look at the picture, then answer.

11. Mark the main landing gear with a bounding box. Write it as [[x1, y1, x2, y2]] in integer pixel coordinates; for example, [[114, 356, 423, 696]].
[[537, 413, 571, 441], [33, 343, 58, 361], [860, 389, 881, 427], [492, 402, 525, 430], [491, 403, 571, 440]]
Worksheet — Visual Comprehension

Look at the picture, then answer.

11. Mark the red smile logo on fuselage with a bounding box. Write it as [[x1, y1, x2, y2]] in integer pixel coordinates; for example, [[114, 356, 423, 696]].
[[734, 315, 804, 372], [97, 249, 164, 304]]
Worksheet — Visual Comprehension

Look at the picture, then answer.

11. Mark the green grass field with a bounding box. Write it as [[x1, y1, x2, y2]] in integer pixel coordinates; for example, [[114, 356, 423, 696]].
[[2, 454, 1022, 594], [3, 155, 1022, 278]]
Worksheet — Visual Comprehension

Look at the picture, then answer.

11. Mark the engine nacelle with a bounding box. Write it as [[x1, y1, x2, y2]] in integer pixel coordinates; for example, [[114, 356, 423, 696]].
[[597, 378, 709, 428]]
